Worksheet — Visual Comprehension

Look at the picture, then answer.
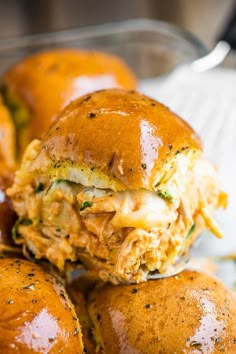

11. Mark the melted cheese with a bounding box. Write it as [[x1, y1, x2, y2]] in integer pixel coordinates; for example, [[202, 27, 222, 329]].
[[8, 150, 224, 282]]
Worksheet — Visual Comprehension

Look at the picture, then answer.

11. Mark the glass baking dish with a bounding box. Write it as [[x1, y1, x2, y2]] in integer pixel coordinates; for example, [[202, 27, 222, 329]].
[[0, 18, 207, 77]]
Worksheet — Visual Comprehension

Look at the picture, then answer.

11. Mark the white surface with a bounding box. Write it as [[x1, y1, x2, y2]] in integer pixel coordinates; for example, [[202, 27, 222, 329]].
[[139, 68, 236, 263]]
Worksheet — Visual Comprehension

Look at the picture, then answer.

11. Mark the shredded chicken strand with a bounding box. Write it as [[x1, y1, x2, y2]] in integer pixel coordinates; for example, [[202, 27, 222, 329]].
[[8, 154, 224, 283]]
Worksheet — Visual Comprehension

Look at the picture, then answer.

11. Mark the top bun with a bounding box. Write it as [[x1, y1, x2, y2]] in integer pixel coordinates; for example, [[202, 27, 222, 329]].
[[88, 270, 236, 353], [42, 89, 202, 190]]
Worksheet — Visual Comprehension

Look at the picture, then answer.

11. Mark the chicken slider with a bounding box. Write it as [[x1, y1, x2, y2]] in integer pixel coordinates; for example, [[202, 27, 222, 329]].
[[0, 257, 84, 353], [88, 270, 236, 353], [8, 89, 225, 283], [0, 49, 137, 164]]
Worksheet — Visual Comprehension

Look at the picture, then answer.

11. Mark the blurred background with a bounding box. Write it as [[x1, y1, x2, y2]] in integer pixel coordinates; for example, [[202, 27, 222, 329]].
[[0, 0, 235, 48]]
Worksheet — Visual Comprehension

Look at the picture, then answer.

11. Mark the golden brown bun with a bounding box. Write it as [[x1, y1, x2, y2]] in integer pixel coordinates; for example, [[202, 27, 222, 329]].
[[0, 258, 84, 353], [88, 270, 236, 353], [1, 49, 137, 142], [43, 89, 202, 190], [0, 163, 16, 246]]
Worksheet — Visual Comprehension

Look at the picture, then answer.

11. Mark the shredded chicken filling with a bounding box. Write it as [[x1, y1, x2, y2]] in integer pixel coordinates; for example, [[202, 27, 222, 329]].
[[8, 154, 224, 282]]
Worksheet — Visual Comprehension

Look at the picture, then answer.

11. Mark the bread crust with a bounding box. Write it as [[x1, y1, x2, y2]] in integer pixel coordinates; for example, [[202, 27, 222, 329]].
[[42, 89, 202, 190], [88, 270, 236, 353]]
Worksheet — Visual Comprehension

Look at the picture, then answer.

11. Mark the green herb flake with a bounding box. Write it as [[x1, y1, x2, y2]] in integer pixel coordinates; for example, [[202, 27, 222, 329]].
[[35, 182, 44, 193], [12, 218, 33, 240], [19, 219, 33, 226], [157, 190, 174, 203], [79, 201, 93, 211], [0, 87, 30, 159], [46, 179, 70, 194], [141, 163, 147, 170], [12, 224, 19, 241], [186, 223, 196, 239]]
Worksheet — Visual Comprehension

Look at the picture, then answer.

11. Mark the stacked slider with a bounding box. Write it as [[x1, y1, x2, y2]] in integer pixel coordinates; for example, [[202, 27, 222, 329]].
[[8, 88, 236, 352], [8, 89, 226, 282]]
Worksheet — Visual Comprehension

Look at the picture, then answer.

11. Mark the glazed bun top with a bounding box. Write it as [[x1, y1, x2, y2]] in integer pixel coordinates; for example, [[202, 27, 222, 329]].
[[0, 258, 83, 353], [1, 49, 137, 139], [88, 270, 236, 353], [42, 89, 202, 190]]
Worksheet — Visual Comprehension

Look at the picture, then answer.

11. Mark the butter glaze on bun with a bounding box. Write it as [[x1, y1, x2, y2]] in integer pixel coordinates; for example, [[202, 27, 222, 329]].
[[88, 270, 236, 353], [0, 258, 83, 353], [8, 89, 225, 283], [42, 89, 202, 190], [0, 49, 137, 163]]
